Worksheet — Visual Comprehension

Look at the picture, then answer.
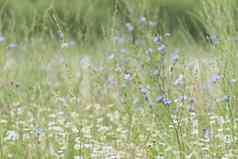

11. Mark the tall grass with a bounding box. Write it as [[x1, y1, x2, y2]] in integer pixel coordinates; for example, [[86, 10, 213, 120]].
[[0, 0, 238, 158], [0, 0, 214, 43]]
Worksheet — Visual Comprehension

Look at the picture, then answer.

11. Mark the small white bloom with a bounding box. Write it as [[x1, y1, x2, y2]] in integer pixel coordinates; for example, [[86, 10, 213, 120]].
[[124, 73, 132, 81], [5, 130, 18, 141], [174, 74, 184, 86], [139, 16, 146, 23], [0, 36, 5, 43], [126, 23, 134, 32]]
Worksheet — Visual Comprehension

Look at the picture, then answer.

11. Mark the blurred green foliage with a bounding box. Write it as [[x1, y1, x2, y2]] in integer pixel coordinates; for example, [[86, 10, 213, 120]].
[[0, 0, 236, 42]]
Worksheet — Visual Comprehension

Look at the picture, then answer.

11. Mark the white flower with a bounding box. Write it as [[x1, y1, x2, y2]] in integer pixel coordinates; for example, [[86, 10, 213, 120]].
[[124, 73, 132, 81], [0, 36, 5, 43], [174, 74, 184, 86], [139, 16, 146, 23], [5, 130, 18, 141], [126, 23, 134, 32]]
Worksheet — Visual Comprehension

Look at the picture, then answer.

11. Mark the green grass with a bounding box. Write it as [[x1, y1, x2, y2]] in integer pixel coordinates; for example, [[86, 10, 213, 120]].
[[0, 0, 238, 159], [0, 0, 211, 42]]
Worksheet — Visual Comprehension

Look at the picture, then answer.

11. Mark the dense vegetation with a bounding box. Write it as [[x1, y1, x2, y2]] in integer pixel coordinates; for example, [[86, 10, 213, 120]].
[[0, 0, 212, 41], [0, 0, 238, 158]]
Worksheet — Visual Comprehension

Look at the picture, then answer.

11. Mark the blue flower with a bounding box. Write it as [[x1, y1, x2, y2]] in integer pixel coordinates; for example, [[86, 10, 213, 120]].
[[171, 53, 179, 65], [156, 96, 165, 103], [157, 44, 166, 53], [146, 48, 153, 56], [153, 35, 161, 44], [188, 106, 195, 112], [156, 96, 172, 106], [171, 49, 180, 65], [8, 43, 17, 49], [203, 128, 210, 139], [210, 73, 221, 83], [35, 128, 44, 136], [163, 98, 172, 106], [126, 23, 134, 32], [144, 94, 149, 101]]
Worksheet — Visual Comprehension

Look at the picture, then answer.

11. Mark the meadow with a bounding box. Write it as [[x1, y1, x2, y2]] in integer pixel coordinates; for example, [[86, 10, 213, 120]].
[[0, 0, 238, 158]]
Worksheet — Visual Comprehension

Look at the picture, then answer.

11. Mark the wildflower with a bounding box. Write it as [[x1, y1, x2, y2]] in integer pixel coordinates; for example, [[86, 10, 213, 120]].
[[8, 43, 17, 49], [0, 36, 5, 43], [203, 128, 210, 139], [171, 53, 179, 65], [139, 16, 146, 23], [35, 128, 44, 136], [139, 85, 149, 94], [224, 135, 232, 144], [144, 94, 149, 101], [156, 96, 172, 106], [157, 44, 166, 53], [126, 23, 134, 32], [175, 96, 187, 103], [171, 49, 180, 65], [188, 106, 195, 113], [174, 74, 184, 86], [5, 130, 18, 141], [164, 32, 171, 37], [80, 56, 90, 69], [107, 77, 117, 85], [163, 98, 172, 106], [210, 73, 221, 83], [156, 96, 164, 103], [124, 73, 132, 81], [146, 48, 153, 56], [153, 35, 161, 44]]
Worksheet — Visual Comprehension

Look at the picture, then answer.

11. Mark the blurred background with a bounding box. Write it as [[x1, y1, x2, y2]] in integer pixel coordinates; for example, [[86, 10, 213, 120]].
[[0, 0, 206, 43], [0, 0, 237, 45]]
